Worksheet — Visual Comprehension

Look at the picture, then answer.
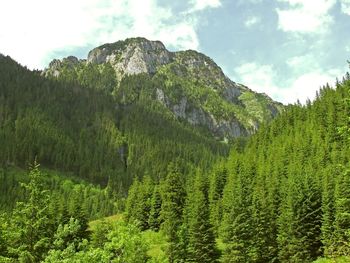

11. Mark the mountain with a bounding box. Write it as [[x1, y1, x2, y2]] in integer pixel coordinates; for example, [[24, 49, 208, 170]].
[[1, 37, 349, 263], [0, 38, 282, 214], [44, 37, 283, 140]]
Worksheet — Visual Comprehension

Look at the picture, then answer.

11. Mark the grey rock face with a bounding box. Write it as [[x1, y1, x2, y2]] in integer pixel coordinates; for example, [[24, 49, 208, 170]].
[[87, 38, 174, 79], [172, 97, 187, 119], [45, 56, 80, 77], [222, 84, 242, 103], [87, 48, 110, 64], [63, 56, 79, 65], [154, 90, 247, 139], [156, 88, 167, 105], [185, 107, 247, 138]]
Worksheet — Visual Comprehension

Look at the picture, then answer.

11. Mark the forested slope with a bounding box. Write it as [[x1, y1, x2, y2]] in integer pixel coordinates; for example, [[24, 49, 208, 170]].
[[125, 74, 350, 262], [0, 54, 228, 197]]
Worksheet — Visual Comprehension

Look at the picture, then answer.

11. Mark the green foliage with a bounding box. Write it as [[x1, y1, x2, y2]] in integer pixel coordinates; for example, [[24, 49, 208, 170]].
[[104, 221, 151, 263], [186, 172, 219, 263], [125, 175, 154, 230], [149, 185, 163, 231], [209, 163, 227, 235], [277, 173, 322, 262], [218, 78, 350, 263], [333, 168, 350, 256], [161, 163, 186, 262], [44, 221, 150, 263], [220, 159, 254, 263], [5, 162, 52, 262], [0, 54, 227, 198]]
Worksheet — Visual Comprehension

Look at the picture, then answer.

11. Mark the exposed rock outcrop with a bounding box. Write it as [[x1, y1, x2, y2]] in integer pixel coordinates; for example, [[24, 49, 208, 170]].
[[87, 38, 174, 80], [44, 37, 283, 140]]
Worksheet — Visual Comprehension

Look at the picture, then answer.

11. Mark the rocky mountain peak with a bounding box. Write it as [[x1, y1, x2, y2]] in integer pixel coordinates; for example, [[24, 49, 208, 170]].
[[87, 37, 174, 79], [43, 37, 283, 140]]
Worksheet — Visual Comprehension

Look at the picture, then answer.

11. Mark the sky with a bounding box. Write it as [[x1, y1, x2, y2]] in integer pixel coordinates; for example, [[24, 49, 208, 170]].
[[1, 0, 350, 104]]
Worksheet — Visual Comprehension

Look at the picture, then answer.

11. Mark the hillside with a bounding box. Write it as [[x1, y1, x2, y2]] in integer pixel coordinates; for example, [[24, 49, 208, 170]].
[[1, 73, 348, 262], [124, 74, 350, 262], [0, 54, 228, 189]]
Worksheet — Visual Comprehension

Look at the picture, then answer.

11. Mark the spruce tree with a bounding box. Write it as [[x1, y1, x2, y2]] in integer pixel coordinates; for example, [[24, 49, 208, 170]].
[[7, 162, 52, 262], [250, 172, 278, 262], [161, 163, 186, 263], [333, 168, 350, 255], [209, 163, 227, 236], [331, 90, 350, 256], [277, 173, 322, 262], [149, 185, 163, 231], [125, 178, 141, 223], [220, 158, 253, 263], [187, 172, 219, 263], [321, 167, 336, 257]]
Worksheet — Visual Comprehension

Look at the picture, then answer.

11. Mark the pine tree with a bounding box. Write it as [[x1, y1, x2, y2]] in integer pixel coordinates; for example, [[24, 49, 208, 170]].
[[0, 213, 7, 257], [149, 185, 163, 231], [321, 167, 337, 257], [138, 174, 154, 230], [333, 168, 350, 255], [125, 177, 141, 223], [125, 175, 154, 230], [220, 158, 253, 263], [331, 90, 350, 256], [250, 172, 278, 262], [277, 173, 322, 262], [161, 163, 186, 263], [187, 172, 219, 263], [209, 163, 227, 236], [7, 162, 52, 262]]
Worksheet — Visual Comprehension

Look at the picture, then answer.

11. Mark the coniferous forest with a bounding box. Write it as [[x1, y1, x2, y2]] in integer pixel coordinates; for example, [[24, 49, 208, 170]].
[[1, 50, 350, 263]]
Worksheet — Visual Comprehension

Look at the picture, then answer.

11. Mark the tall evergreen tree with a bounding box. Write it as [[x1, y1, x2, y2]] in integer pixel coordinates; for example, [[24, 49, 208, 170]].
[[209, 163, 227, 236], [186, 172, 219, 263], [6, 162, 52, 262], [161, 163, 186, 263], [321, 166, 337, 257], [221, 158, 254, 263], [149, 185, 163, 231], [333, 168, 350, 256], [277, 173, 322, 263]]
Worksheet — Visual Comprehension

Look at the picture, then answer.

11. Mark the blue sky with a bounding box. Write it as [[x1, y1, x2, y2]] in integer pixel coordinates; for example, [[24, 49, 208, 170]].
[[1, 0, 350, 104]]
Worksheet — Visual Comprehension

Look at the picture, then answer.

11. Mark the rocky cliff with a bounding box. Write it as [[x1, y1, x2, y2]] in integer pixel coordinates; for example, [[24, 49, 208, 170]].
[[44, 37, 283, 140]]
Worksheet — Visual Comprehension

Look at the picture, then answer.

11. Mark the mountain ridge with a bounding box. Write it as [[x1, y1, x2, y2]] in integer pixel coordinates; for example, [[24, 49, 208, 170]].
[[44, 37, 283, 140]]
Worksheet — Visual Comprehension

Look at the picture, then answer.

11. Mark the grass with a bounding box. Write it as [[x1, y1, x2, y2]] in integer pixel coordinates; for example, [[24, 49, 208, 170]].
[[89, 214, 124, 230], [143, 230, 168, 262]]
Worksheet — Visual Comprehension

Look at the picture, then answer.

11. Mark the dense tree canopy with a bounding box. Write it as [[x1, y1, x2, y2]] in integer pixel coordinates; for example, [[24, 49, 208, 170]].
[[1, 54, 350, 263]]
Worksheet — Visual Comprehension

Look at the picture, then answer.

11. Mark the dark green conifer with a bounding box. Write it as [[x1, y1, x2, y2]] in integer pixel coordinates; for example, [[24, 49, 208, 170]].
[[187, 172, 219, 263]]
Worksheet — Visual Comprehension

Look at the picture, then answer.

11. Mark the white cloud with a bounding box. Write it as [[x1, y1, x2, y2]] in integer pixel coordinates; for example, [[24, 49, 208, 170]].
[[234, 62, 283, 99], [0, 0, 202, 69], [285, 71, 339, 103], [244, 16, 261, 27], [340, 0, 350, 15], [286, 54, 319, 72], [276, 0, 336, 33], [233, 61, 343, 104], [189, 0, 221, 11]]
